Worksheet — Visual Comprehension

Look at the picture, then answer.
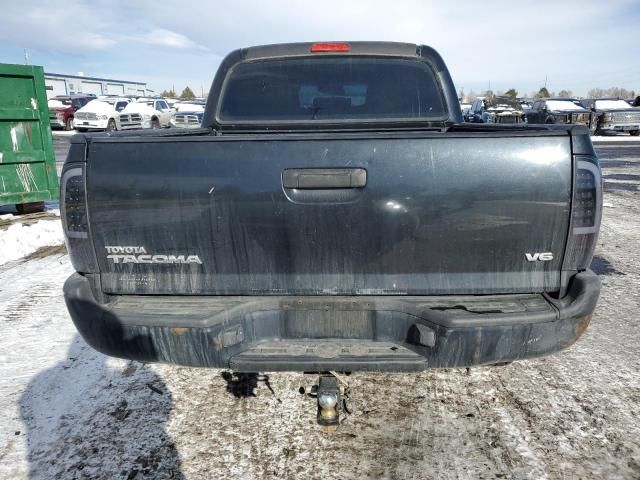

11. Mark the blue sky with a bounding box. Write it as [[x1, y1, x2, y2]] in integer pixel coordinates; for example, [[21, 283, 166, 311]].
[[1, 0, 638, 96]]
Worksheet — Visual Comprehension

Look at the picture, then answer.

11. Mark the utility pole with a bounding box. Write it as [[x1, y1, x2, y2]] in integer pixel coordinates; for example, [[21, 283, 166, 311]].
[[23, 48, 29, 65], [544, 75, 547, 88]]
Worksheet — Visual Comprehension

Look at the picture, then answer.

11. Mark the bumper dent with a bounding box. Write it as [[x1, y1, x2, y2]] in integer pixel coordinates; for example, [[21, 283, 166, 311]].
[[63, 271, 601, 371]]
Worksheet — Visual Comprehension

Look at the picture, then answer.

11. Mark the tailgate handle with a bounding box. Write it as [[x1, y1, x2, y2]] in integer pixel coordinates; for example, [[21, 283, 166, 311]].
[[282, 168, 367, 189]]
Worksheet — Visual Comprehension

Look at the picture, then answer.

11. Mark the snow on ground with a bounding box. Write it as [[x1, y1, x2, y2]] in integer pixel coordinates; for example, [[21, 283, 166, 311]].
[[0, 248, 639, 479], [0, 217, 64, 266], [0, 256, 77, 479], [0, 254, 173, 480]]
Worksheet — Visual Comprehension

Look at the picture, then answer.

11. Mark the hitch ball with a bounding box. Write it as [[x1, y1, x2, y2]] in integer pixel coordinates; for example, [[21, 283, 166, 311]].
[[317, 375, 341, 426], [318, 392, 339, 421]]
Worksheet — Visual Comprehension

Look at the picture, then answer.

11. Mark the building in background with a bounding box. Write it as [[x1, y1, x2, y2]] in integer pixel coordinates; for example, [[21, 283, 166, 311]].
[[44, 72, 148, 98]]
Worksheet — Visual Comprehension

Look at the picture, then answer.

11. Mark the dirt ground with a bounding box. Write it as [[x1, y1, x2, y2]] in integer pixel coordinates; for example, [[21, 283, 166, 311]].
[[0, 141, 638, 479]]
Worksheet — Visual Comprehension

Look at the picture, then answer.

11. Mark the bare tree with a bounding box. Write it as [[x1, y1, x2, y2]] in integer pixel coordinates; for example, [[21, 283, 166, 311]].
[[557, 89, 573, 98], [587, 87, 635, 99], [483, 90, 495, 101], [588, 88, 605, 98]]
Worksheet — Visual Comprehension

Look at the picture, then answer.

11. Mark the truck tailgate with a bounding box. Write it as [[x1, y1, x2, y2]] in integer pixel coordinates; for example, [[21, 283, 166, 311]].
[[85, 133, 571, 295]]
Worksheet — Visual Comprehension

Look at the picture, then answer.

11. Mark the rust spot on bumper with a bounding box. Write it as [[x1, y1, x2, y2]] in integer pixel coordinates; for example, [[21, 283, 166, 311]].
[[576, 315, 592, 338], [564, 314, 593, 349]]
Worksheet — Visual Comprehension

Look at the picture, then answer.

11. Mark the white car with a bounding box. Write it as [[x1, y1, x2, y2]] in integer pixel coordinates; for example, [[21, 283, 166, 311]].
[[73, 98, 137, 131], [121, 98, 173, 129]]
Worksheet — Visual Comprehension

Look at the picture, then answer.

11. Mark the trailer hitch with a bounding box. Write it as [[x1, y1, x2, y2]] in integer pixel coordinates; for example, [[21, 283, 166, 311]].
[[300, 372, 353, 430]]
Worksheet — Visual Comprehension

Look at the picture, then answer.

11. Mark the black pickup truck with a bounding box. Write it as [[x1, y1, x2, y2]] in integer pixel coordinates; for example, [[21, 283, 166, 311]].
[[62, 42, 602, 373]]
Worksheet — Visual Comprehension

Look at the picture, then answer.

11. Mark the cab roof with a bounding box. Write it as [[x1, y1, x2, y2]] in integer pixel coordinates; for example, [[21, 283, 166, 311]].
[[242, 42, 420, 60]]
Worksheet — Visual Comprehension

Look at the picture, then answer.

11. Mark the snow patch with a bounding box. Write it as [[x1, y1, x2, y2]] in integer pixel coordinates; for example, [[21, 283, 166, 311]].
[[47, 99, 65, 109], [78, 100, 113, 114], [592, 135, 640, 142], [595, 100, 635, 110], [546, 100, 585, 112], [0, 220, 64, 265], [175, 103, 204, 112]]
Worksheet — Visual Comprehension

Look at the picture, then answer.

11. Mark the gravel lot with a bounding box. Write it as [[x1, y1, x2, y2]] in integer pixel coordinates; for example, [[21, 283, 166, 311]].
[[0, 137, 638, 479]]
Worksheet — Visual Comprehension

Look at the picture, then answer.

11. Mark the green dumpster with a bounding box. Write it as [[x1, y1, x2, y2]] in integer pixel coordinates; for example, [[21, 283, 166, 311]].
[[0, 63, 59, 214]]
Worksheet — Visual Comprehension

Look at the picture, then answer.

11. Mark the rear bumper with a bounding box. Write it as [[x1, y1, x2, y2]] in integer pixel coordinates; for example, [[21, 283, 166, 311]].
[[171, 123, 202, 129], [50, 117, 66, 127], [63, 271, 600, 372], [600, 122, 640, 131], [74, 119, 109, 129], [118, 124, 142, 130]]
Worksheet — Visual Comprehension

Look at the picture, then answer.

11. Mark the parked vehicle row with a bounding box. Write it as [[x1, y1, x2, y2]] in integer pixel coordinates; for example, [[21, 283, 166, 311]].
[[526, 98, 593, 130], [463, 96, 640, 135], [48, 95, 205, 132], [465, 96, 526, 124], [53, 91, 639, 136]]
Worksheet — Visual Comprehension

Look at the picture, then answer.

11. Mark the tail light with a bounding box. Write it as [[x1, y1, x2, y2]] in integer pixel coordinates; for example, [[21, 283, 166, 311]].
[[562, 156, 602, 272], [61, 162, 98, 273], [310, 43, 351, 53], [572, 163, 600, 232]]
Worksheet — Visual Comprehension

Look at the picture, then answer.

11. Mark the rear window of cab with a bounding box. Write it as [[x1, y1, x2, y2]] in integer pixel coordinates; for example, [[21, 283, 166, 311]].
[[217, 57, 447, 123]]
